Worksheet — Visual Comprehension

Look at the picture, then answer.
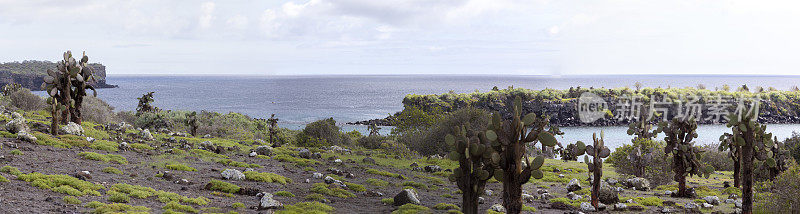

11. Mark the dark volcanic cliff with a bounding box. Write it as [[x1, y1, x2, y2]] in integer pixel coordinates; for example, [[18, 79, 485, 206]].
[[0, 61, 116, 90]]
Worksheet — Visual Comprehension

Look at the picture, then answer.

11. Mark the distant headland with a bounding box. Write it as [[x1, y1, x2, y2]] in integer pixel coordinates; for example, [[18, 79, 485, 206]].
[[0, 60, 117, 90]]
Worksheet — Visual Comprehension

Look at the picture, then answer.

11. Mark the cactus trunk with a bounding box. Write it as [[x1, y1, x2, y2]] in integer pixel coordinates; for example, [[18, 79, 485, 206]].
[[674, 150, 689, 197], [50, 103, 58, 135], [591, 155, 601, 207], [741, 131, 754, 214], [461, 184, 479, 214], [733, 150, 741, 188], [501, 142, 523, 214]]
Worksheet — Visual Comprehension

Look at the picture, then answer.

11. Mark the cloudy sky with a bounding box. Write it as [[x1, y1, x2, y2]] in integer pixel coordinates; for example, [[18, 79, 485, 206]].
[[0, 0, 798, 76]]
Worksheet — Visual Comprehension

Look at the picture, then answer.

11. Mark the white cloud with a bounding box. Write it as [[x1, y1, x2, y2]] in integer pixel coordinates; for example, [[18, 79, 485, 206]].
[[199, 2, 216, 29], [226, 15, 249, 30]]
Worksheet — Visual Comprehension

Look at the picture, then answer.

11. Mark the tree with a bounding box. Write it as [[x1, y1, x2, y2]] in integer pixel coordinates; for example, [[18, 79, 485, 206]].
[[725, 106, 775, 214], [570, 132, 610, 208], [485, 96, 561, 214], [655, 116, 714, 197], [136, 92, 158, 115], [43, 51, 98, 133], [446, 124, 494, 214], [718, 133, 742, 187]]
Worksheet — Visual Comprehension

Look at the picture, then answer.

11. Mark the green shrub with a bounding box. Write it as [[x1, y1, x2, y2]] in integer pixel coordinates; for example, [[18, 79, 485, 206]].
[[404, 107, 488, 156], [206, 179, 240, 194], [381, 198, 394, 205], [274, 191, 295, 197], [393, 204, 430, 214], [607, 138, 673, 186], [366, 168, 404, 179], [102, 167, 123, 175], [9, 149, 22, 155], [632, 196, 664, 206], [243, 171, 291, 184], [63, 195, 82, 204], [699, 143, 733, 171], [107, 191, 130, 203], [296, 118, 352, 147], [0, 175, 8, 182], [344, 182, 366, 192], [80, 96, 116, 124], [366, 178, 390, 187], [760, 164, 800, 213], [78, 152, 128, 164], [304, 193, 327, 202], [357, 135, 389, 149], [0, 166, 21, 176], [310, 183, 355, 198], [90, 140, 119, 152], [433, 203, 459, 210], [165, 163, 197, 171], [163, 201, 197, 213], [231, 202, 245, 209], [276, 201, 335, 214], [549, 197, 581, 208], [52, 185, 83, 196], [17, 172, 103, 196]]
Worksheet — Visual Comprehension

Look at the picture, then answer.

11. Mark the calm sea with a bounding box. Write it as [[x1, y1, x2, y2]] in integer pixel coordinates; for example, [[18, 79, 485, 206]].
[[48, 75, 800, 150]]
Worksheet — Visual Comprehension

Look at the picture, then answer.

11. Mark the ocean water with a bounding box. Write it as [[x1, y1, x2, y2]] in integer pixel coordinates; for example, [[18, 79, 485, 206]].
[[49, 75, 800, 150]]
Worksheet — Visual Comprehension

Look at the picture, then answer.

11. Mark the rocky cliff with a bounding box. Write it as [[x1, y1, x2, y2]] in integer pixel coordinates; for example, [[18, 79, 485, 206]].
[[0, 61, 116, 90]]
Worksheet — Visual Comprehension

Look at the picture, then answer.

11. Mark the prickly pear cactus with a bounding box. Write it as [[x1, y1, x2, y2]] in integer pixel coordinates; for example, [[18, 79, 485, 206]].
[[718, 133, 742, 187], [43, 51, 97, 128], [655, 116, 714, 198], [484, 96, 561, 214], [1, 83, 21, 96], [626, 107, 657, 143], [765, 136, 791, 180], [446, 124, 494, 214], [185, 111, 198, 136], [267, 114, 280, 147], [725, 106, 775, 214], [571, 131, 610, 208]]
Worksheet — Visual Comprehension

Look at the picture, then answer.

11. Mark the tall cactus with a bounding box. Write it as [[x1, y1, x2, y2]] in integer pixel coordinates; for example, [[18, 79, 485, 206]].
[[43, 51, 97, 131], [718, 133, 741, 187], [485, 96, 561, 214], [571, 132, 610, 208], [446, 124, 494, 214], [267, 114, 280, 147], [655, 116, 714, 197], [766, 137, 790, 180], [185, 111, 198, 136], [726, 107, 774, 214], [626, 106, 656, 143]]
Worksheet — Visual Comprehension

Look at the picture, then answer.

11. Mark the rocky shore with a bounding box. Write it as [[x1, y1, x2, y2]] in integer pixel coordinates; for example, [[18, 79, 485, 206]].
[[0, 61, 117, 90]]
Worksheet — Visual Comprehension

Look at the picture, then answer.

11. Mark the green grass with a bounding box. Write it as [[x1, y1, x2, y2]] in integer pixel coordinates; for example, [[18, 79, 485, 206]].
[[366, 168, 404, 179], [130, 143, 155, 150], [17, 172, 104, 196], [243, 171, 292, 184], [723, 186, 742, 196], [165, 163, 197, 171], [366, 178, 390, 187], [381, 198, 394, 205], [33, 132, 72, 148], [0, 175, 8, 182], [9, 149, 22, 155], [206, 179, 240, 194], [86, 201, 150, 214], [107, 190, 130, 203], [304, 167, 317, 171], [78, 152, 128, 164], [393, 204, 430, 214], [89, 140, 119, 152], [190, 149, 229, 159], [101, 167, 123, 175], [63, 195, 82, 204], [433, 203, 459, 210], [273, 154, 319, 167], [0, 166, 21, 176], [0, 130, 17, 138], [163, 201, 197, 213], [274, 191, 295, 197], [523, 205, 537, 212], [549, 197, 582, 208], [310, 183, 355, 198], [231, 202, 245, 209], [402, 181, 428, 190], [304, 193, 327, 202], [276, 201, 335, 214], [624, 196, 664, 206], [344, 182, 366, 192]]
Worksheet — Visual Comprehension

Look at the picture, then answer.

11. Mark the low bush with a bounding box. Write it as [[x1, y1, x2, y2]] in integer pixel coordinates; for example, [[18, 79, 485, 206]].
[[276, 201, 335, 214], [698, 143, 733, 171], [310, 183, 355, 198], [9, 88, 45, 111], [63, 196, 82, 204], [759, 163, 800, 213], [231, 202, 245, 209], [607, 138, 673, 186], [81, 96, 117, 124], [78, 152, 127, 164], [296, 118, 352, 147], [206, 179, 240, 194], [404, 107, 488, 156], [165, 163, 196, 171], [243, 171, 292, 184]]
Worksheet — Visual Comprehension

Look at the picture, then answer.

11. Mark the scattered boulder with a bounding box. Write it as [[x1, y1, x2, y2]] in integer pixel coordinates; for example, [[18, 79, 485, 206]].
[[684, 202, 699, 211], [581, 202, 596, 212], [627, 177, 650, 191], [702, 203, 713, 209], [362, 157, 376, 164], [311, 152, 322, 159], [614, 203, 627, 211], [139, 129, 154, 141], [333, 159, 342, 164], [393, 189, 421, 206], [298, 149, 311, 159], [221, 169, 245, 181], [60, 122, 84, 136], [324, 176, 337, 184], [73, 171, 92, 180], [724, 199, 735, 204], [483, 189, 493, 197], [423, 165, 442, 173], [86, 137, 95, 142], [599, 185, 619, 204], [17, 131, 36, 143], [313, 172, 324, 179], [478, 197, 485, 204], [567, 192, 582, 200], [522, 194, 535, 203], [606, 178, 618, 186], [703, 196, 720, 205], [540, 193, 552, 200], [118, 142, 130, 151], [664, 190, 673, 196], [249, 151, 257, 157], [567, 178, 582, 192], [5, 113, 28, 134], [254, 145, 272, 156], [258, 193, 282, 210], [490, 204, 506, 213], [364, 191, 384, 197]]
